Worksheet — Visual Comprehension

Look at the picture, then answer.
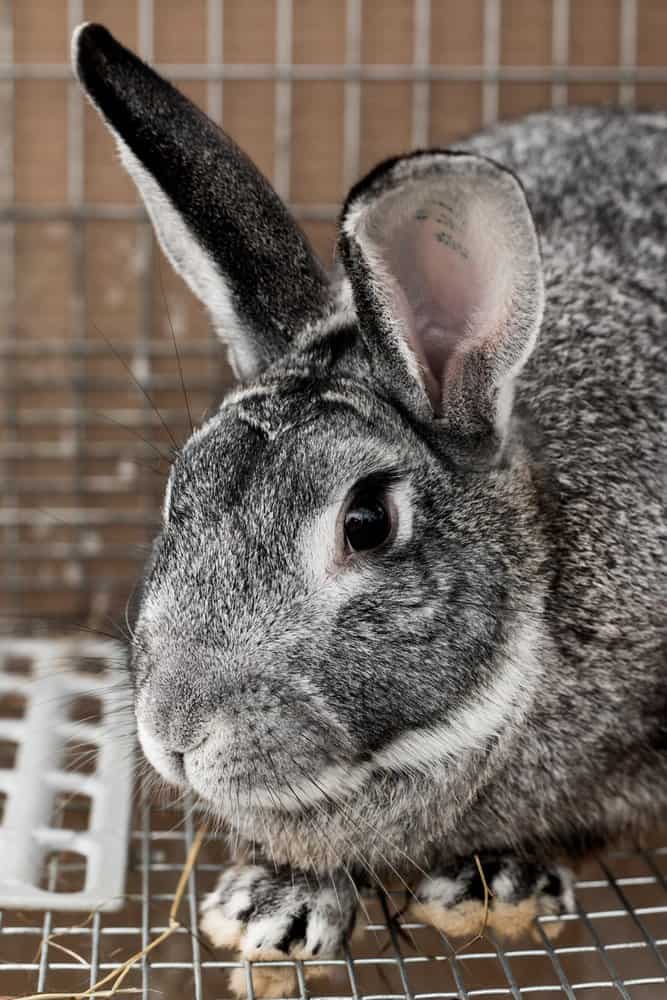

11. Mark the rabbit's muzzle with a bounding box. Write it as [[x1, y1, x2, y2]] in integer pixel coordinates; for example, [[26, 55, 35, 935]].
[[133, 653, 355, 820]]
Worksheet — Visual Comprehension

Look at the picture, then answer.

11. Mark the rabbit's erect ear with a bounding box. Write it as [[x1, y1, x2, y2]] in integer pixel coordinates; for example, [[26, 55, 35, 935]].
[[338, 152, 544, 460], [72, 24, 330, 380]]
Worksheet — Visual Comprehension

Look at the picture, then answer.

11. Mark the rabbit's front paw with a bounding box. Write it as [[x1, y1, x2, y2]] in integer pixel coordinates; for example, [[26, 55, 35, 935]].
[[201, 864, 357, 998], [411, 854, 575, 942]]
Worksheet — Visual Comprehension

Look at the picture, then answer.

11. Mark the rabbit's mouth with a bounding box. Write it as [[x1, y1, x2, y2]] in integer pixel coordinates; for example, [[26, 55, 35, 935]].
[[181, 742, 366, 819], [238, 753, 378, 814]]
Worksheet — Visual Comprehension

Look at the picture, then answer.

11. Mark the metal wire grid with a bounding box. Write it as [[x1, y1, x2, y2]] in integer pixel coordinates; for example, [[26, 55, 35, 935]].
[[1, 783, 667, 999], [1, 0, 667, 624]]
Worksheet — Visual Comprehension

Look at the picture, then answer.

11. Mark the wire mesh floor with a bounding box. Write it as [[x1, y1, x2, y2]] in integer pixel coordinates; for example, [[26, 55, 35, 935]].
[[1, 784, 666, 1000]]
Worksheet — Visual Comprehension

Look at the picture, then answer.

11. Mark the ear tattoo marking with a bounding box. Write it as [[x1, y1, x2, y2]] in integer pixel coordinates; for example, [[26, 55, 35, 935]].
[[414, 199, 471, 261]]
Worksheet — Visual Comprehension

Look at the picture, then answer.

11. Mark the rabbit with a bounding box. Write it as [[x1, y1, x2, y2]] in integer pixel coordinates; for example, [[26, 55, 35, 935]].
[[72, 21, 666, 998]]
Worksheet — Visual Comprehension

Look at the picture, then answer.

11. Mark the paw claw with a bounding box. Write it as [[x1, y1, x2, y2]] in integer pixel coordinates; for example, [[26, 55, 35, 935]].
[[411, 855, 576, 943], [199, 906, 244, 950], [229, 965, 299, 1000], [201, 864, 357, 997]]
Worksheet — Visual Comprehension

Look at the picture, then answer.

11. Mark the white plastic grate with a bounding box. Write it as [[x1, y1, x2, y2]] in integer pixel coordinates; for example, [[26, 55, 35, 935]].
[[0, 638, 134, 912]]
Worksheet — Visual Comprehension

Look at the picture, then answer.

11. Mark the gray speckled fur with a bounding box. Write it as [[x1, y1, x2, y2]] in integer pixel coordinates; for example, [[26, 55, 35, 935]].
[[456, 109, 666, 855], [144, 110, 665, 873], [74, 26, 666, 918]]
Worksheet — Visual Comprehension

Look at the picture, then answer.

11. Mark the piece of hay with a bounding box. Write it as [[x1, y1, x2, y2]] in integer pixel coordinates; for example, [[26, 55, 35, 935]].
[[15, 993, 142, 999], [457, 852, 493, 951]]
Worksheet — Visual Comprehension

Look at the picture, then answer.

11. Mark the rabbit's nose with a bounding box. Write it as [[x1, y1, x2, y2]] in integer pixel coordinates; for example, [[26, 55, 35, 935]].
[[136, 714, 191, 786], [148, 709, 212, 759], [135, 670, 216, 751]]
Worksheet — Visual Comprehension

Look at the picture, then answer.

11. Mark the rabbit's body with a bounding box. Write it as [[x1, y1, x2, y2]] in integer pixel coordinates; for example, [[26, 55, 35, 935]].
[[194, 110, 666, 873], [73, 23, 666, 983]]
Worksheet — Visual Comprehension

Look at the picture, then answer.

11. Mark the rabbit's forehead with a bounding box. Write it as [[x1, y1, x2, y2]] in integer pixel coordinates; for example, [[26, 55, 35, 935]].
[[215, 377, 383, 439], [174, 388, 413, 516]]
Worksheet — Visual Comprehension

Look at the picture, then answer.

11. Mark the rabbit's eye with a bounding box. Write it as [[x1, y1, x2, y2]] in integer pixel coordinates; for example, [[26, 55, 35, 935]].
[[344, 492, 392, 553]]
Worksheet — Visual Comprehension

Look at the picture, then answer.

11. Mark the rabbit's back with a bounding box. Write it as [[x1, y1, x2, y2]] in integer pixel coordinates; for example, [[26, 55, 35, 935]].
[[468, 109, 665, 730], [467, 108, 665, 533], [465, 108, 665, 394], [450, 111, 667, 849]]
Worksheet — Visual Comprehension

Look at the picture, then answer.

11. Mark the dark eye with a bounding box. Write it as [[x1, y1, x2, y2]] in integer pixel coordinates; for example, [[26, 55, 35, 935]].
[[344, 491, 392, 553]]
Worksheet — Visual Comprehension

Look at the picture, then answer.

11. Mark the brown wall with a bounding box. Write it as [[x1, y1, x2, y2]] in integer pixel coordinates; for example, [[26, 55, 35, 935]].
[[2, 0, 667, 632]]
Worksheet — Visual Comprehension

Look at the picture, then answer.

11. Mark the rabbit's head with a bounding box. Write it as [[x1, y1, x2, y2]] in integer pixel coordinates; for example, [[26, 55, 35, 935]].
[[74, 25, 547, 868]]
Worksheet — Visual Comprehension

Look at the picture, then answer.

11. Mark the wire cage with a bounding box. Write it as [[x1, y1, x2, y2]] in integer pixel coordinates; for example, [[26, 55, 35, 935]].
[[1, 1, 667, 997]]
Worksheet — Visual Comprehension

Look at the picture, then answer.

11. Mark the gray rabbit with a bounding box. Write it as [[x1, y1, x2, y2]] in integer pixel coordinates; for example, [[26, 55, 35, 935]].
[[72, 22, 666, 998]]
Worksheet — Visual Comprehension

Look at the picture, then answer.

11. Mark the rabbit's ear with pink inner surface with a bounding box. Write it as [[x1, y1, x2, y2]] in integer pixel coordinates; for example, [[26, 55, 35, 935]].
[[338, 151, 545, 463]]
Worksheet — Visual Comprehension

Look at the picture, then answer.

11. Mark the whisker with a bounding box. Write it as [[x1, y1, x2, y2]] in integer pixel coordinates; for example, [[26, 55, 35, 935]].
[[91, 319, 180, 454], [157, 256, 194, 436], [301, 766, 422, 907], [257, 780, 281, 876], [93, 409, 173, 468], [256, 749, 320, 892], [284, 756, 404, 926], [122, 581, 142, 645], [0, 618, 125, 645], [296, 731, 431, 883], [378, 888, 423, 959], [339, 862, 373, 930]]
